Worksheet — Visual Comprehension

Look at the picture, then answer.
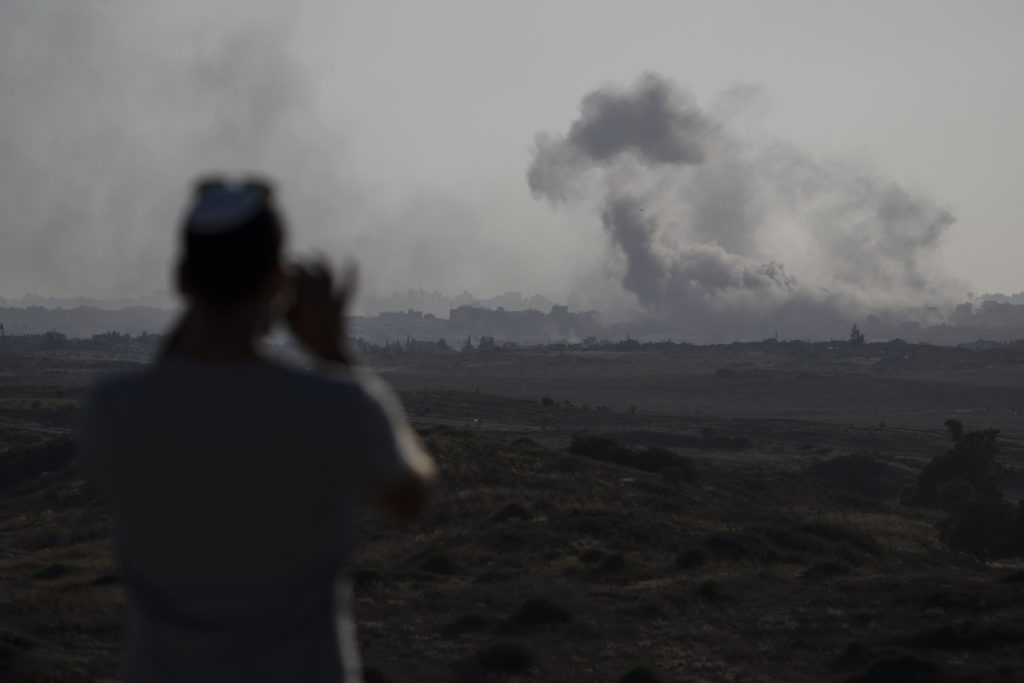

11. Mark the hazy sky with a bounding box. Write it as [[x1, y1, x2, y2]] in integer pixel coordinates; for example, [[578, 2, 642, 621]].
[[1, 0, 1022, 316]]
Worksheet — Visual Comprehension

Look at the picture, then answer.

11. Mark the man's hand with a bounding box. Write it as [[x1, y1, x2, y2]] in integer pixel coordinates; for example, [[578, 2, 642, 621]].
[[285, 259, 357, 365], [373, 426, 437, 520]]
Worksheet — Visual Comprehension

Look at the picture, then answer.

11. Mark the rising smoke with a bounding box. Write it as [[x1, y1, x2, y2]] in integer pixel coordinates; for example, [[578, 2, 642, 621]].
[[0, 2, 321, 302], [0, 2, 422, 306], [529, 73, 958, 340], [0, 6, 964, 337]]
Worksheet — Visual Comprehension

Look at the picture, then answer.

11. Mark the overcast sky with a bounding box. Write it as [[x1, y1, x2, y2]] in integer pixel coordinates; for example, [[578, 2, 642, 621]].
[[1, 0, 1021, 314]]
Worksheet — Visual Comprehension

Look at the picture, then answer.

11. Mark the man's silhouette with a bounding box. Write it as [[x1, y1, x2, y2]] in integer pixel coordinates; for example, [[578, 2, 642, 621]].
[[78, 177, 435, 682]]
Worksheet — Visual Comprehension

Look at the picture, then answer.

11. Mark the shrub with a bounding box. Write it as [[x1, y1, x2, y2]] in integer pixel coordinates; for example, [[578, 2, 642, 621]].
[[937, 496, 1016, 561], [420, 554, 456, 575], [914, 420, 1008, 510], [491, 503, 531, 522], [0, 631, 36, 673], [800, 522, 882, 556], [619, 666, 663, 683], [900, 620, 1024, 650], [754, 525, 825, 555], [997, 569, 1024, 583], [568, 434, 698, 481], [595, 553, 627, 574], [674, 547, 708, 569], [699, 428, 753, 450], [31, 563, 74, 581], [444, 614, 491, 636], [632, 446, 677, 470], [800, 561, 852, 580], [505, 597, 571, 628], [638, 447, 699, 483], [695, 579, 727, 601], [90, 573, 120, 586], [937, 478, 975, 512], [848, 655, 939, 683], [362, 667, 394, 683], [804, 453, 898, 499], [702, 531, 781, 564], [0, 436, 75, 492], [912, 420, 1024, 560], [569, 434, 634, 463], [830, 640, 871, 671], [476, 642, 534, 674]]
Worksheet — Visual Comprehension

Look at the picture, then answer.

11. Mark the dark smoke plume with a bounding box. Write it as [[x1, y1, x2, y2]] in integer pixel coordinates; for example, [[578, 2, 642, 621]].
[[529, 73, 957, 340]]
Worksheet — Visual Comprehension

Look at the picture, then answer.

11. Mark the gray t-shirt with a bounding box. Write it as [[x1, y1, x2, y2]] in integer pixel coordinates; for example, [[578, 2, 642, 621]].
[[78, 356, 418, 683]]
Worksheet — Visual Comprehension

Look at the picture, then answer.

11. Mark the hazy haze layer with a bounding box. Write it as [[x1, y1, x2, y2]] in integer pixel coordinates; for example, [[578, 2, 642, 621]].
[[2, 1, 1021, 312]]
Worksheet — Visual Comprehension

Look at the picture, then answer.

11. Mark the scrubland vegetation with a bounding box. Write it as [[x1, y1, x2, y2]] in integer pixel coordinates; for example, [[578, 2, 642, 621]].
[[2, 347, 1024, 681]]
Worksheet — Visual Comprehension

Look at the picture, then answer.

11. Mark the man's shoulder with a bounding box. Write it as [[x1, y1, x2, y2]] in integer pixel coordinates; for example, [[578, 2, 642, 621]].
[[86, 368, 151, 405], [258, 360, 368, 395], [221, 359, 383, 411], [266, 364, 404, 423]]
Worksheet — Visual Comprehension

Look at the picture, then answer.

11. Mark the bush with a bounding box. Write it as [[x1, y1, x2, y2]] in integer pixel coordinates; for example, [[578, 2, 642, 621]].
[[848, 655, 939, 683], [569, 434, 634, 463], [619, 666, 663, 683], [505, 597, 571, 628], [914, 420, 1008, 510], [800, 561, 852, 580], [696, 520, 880, 568], [595, 553, 628, 574], [938, 478, 974, 512], [491, 503, 531, 522], [499, 598, 573, 634], [420, 554, 456, 575], [568, 434, 698, 481], [699, 428, 753, 450], [800, 522, 882, 556], [900, 620, 1024, 650], [31, 563, 75, 581], [444, 613, 491, 636], [476, 642, 534, 674], [912, 420, 1024, 560], [638, 447, 699, 483], [804, 453, 899, 500], [632, 446, 678, 470], [695, 579, 727, 601], [830, 640, 871, 671], [362, 667, 394, 683], [0, 436, 75, 492], [702, 530, 782, 564], [674, 547, 708, 569], [0, 631, 36, 674], [997, 569, 1024, 583], [937, 496, 1016, 561]]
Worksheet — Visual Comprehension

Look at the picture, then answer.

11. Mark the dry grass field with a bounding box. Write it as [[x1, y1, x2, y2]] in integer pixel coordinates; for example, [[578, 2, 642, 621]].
[[2, 343, 1024, 681]]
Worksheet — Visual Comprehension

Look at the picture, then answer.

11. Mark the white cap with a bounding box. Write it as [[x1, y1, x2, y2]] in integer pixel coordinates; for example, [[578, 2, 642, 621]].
[[186, 183, 266, 235]]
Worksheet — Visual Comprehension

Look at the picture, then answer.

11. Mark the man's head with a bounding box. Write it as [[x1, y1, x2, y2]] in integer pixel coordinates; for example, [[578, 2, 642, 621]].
[[177, 177, 285, 307]]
